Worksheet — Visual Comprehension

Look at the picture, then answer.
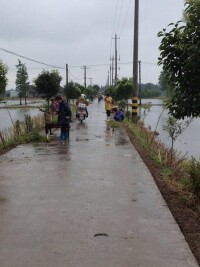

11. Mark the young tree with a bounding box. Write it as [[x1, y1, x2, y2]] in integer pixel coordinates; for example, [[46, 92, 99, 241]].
[[163, 116, 192, 166], [158, 0, 200, 119], [104, 86, 117, 102], [85, 85, 99, 100], [15, 60, 29, 105], [75, 83, 85, 95], [65, 81, 81, 102], [34, 70, 62, 106], [0, 59, 8, 99], [115, 77, 133, 110]]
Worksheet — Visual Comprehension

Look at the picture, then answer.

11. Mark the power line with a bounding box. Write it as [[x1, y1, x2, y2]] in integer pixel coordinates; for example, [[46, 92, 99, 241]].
[[68, 70, 84, 81], [110, 0, 119, 59], [116, 0, 125, 33], [0, 48, 65, 69], [119, 61, 157, 66], [1, 47, 158, 72], [119, 0, 132, 36], [111, 0, 119, 37]]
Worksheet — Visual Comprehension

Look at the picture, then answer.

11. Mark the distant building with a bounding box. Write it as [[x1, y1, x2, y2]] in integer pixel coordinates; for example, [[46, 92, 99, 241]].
[[26, 85, 40, 97], [6, 89, 18, 98]]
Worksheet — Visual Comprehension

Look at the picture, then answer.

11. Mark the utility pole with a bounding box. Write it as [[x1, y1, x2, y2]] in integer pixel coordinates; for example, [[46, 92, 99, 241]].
[[81, 65, 89, 89], [115, 33, 118, 84], [107, 71, 109, 87], [138, 60, 142, 105], [66, 64, 69, 102], [112, 34, 120, 84], [109, 64, 112, 86], [132, 0, 139, 122], [111, 56, 114, 86]]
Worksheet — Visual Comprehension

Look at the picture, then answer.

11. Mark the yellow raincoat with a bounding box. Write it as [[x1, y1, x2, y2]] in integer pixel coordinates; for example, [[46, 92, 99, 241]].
[[104, 96, 112, 111]]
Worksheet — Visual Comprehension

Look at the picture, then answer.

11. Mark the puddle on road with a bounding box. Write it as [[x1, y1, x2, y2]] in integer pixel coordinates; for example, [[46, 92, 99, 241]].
[[0, 145, 36, 162], [0, 142, 71, 162], [105, 126, 129, 146]]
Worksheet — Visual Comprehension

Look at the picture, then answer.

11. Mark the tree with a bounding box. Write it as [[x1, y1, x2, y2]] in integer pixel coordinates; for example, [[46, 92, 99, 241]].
[[15, 60, 29, 105], [75, 83, 85, 94], [0, 59, 8, 98], [140, 83, 161, 98], [163, 116, 192, 166], [85, 85, 99, 100], [158, 70, 168, 92], [158, 0, 200, 119], [34, 70, 62, 106], [65, 81, 81, 101], [115, 78, 133, 110], [104, 86, 117, 102]]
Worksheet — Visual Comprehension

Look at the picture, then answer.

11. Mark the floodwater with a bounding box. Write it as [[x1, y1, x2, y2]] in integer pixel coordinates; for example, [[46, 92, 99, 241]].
[[0, 99, 44, 130], [0, 98, 200, 158], [139, 99, 200, 159]]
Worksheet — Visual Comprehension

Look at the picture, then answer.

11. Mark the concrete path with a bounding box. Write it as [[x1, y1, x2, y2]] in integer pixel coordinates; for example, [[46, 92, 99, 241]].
[[0, 99, 198, 267]]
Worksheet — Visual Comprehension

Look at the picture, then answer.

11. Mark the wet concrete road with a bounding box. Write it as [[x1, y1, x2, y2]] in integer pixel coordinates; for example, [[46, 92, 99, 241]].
[[0, 100, 198, 267]]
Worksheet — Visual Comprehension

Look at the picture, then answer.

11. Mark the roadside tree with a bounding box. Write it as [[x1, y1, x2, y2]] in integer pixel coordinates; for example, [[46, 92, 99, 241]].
[[158, 0, 200, 119], [34, 70, 62, 107], [65, 81, 81, 103], [0, 59, 8, 99], [16, 60, 29, 105], [158, 70, 168, 92], [104, 86, 116, 102], [115, 77, 133, 111], [163, 116, 192, 167], [85, 85, 99, 100]]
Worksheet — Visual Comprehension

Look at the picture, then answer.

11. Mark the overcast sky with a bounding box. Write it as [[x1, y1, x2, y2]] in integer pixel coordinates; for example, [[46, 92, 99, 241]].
[[0, 0, 185, 90]]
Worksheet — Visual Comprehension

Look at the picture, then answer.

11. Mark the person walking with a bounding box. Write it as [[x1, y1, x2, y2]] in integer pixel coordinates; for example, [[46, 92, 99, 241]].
[[104, 93, 112, 120], [55, 96, 71, 141]]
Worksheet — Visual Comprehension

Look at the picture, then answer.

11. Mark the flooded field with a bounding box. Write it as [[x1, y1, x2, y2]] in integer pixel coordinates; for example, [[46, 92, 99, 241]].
[[0, 99, 44, 130]]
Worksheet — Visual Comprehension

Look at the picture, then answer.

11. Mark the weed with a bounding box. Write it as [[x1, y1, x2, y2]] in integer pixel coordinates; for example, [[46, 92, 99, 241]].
[[188, 157, 200, 198], [162, 167, 172, 177], [178, 193, 194, 207], [179, 176, 192, 189], [123, 119, 200, 201], [0, 113, 45, 153]]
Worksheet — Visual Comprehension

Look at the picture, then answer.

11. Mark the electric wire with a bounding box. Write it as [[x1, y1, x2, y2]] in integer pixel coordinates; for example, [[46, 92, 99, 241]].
[[116, 0, 125, 34], [119, 0, 132, 36], [111, 0, 119, 38], [110, 0, 119, 60], [0, 48, 65, 69], [68, 70, 84, 80]]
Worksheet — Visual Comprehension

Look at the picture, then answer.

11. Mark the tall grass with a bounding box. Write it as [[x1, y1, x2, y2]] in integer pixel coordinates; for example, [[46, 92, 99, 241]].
[[0, 113, 46, 151], [124, 119, 200, 207]]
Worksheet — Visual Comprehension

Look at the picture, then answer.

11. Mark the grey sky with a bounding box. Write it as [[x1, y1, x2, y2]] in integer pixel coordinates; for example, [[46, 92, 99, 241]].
[[0, 0, 185, 89]]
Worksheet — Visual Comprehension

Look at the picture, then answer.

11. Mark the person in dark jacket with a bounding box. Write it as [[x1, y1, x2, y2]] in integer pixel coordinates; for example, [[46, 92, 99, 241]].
[[114, 108, 125, 121], [55, 96, 71, 140]]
